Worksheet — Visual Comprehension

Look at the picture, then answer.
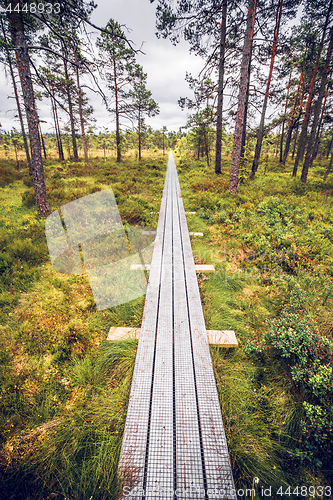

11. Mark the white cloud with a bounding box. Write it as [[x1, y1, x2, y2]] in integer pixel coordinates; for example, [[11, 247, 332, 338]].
[[0, 0, 204, 133]]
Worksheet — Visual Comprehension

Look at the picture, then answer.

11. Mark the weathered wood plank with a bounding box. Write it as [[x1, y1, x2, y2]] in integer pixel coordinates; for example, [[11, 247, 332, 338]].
[[118, 153, 236, 499], [174, 157, 236, 497], [107, 327, 238, 347], [144, 159, 174, 497], [118, 167, 171, 493], [130, 263, 215, 272], [195, 264, 215, 273], [171, 164, 204, 496]]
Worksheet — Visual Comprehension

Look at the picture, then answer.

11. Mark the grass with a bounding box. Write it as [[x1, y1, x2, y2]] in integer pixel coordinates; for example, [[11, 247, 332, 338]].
[[177, 150, 333, 488], [0, 147, 333, 497]]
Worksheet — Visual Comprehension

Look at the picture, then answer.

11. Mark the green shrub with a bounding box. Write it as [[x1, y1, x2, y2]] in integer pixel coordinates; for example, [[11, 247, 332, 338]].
[[21, 189, 35, 208], [22, 176, 34, 187], [10, 238, 47, 264], [245, 311, 333, 467], [0, 251, 14, 275]]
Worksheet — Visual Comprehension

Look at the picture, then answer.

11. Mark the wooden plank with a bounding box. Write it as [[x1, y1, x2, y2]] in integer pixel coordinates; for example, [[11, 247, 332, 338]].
[[130, 264, 151, 270], [206, 330, 238, 347], [174, 156, 236, 496], [171, 164, 205, 494], [118, 166, 171, 494], [144, 156, 174, 496], [107, 327, 238, 347], [130, 263, 215, 273], [106, 327, 140, 341], [195, 264, 215, 273], [118, 153, 236, 499]]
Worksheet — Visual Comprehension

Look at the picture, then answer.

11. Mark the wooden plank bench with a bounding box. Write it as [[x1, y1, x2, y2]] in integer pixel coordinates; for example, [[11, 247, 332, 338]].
[[118, 153, 236, 499]]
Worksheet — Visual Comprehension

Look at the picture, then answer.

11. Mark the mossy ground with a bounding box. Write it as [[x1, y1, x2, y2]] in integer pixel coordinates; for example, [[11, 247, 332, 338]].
[[0, 148, 332, 498]]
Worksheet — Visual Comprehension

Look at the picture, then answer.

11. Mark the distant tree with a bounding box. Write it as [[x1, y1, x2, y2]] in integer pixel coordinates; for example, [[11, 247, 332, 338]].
[[301, 26, 333, 182], [151, 0, 236, 174], [96, 19, 136, 162], [162, 125, 168, 155], [293, 0, 333, 179], [128, 65, 159, 160], [4, 2, 50, 216], [229, 0, 257, 194], [0, 16, 32, 172], [250, 0, 285, 180]]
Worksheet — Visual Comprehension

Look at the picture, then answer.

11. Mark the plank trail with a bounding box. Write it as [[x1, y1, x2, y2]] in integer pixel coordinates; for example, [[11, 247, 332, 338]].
[[118, 153, 236, 499]]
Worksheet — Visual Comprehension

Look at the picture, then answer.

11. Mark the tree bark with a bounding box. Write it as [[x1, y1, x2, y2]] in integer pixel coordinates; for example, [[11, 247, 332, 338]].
[[113, 58, 121, 162], [282, 70, 304, 164], [52, 96, 64, 160], [215, 0, 227, 174], [326, 131, 333, 158], [280, 60, 293, 162], [301, 27, 333, 182], [1, 17, 32, 173], [204, 124, 210, 167], [312, 86, 329, 159], [241, 52, 252, 162], [250, 0, 283, 179], [323, 150, 333, 180], [138, 108, 142, 160], [292, 124, 299, 159], [6, 4, 50, 216], [63, 48, 79, 161], [229, 0, 256, 194], [293, 0, 333, 178], [39, 122, 47, 159], [75, 53, 89, 168]]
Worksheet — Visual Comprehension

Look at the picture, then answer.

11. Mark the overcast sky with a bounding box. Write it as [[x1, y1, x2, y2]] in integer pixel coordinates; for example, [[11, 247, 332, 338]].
[[0, 0, 205, 134]]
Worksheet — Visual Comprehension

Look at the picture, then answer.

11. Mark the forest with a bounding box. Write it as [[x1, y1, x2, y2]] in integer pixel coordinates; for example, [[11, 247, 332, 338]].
[[0, 0, 333, 498]]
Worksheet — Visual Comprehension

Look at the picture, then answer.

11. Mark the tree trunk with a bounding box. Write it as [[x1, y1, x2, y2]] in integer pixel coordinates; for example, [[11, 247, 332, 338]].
[[282, 70, 304, 164], [293, 0, 333, 178], [323, 150, 333, 180], [138, 109, 142, 160], [52, 96, 64, 161], [280, 61, 293, 162], [39, 123, 47, 159], [204, 124, 209, 167], [63, 49, 79, 162], [241, 55, 252, 162], [292, 124, 299, 159], [250, 0, 283, 179], [301, 28, 333, 182], [215, 0, 227, 174], [54, 100, 64, 161], [312, 86, 329, 160], [1, 17, 32, 173], [326, 130, 333, 158], [75, 54, 89, 168], [113, 59, 121, 162], [229, 0, 256, 194], [7, 4, 50, 216]]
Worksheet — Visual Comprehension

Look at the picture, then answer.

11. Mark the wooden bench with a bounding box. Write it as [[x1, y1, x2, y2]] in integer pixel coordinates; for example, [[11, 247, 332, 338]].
[[118, 153, 236, 499]]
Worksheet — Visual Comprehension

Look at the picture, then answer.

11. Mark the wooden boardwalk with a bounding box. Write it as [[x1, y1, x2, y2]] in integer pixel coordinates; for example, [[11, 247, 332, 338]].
[[118, 153, 236, 499]]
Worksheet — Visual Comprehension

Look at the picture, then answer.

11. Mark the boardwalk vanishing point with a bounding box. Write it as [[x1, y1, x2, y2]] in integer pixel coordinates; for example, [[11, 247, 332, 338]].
[[117, 153, 236, 499]]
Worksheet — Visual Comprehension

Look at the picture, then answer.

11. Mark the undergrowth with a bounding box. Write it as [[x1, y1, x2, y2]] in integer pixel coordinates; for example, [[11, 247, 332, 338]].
[[1, 149, 333, 497]]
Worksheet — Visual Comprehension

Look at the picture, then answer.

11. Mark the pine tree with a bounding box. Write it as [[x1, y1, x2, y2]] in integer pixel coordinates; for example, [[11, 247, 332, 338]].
[[127, 65, 159, 160]]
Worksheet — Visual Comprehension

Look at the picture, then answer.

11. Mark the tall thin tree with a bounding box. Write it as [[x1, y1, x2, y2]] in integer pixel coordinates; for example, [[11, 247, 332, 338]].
[[293, 0, 333, 177], [5, 2, 50, 216], [250, 0, 284, 180], [229, 0, 257, 194]]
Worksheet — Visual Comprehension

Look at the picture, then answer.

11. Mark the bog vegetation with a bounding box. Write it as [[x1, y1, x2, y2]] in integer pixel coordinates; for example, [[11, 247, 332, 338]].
[[1, 0, 333, 497], [0, 139, 332, 497]]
